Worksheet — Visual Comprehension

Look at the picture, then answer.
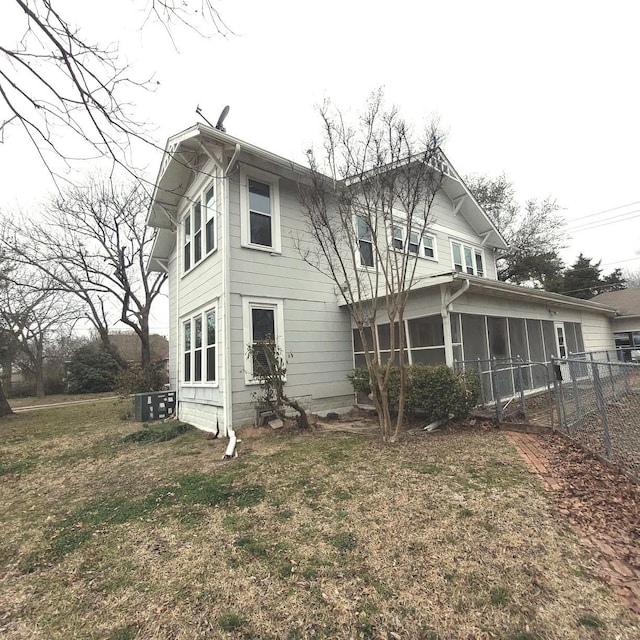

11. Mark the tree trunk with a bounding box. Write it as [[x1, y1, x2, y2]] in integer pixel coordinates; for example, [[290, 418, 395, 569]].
[[0, 381, 13, 417], [139, 318, 151, 366], [0, 355, 12, 394], [34, 342, 45, 398]]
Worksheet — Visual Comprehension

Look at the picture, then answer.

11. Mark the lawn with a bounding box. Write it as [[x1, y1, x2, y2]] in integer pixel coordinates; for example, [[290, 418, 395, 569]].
[[0, 399, 638, 639]]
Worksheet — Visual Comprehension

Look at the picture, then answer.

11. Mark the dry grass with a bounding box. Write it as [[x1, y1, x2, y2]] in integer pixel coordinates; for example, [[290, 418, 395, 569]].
[[1, 402, 638, 639]]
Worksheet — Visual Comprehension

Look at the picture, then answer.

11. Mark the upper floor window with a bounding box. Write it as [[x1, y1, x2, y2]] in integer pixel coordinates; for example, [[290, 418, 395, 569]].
[[240, 167, 281, 253], [451, 241, 484, 276], [391, 225, 438, 261], [356, 216, 374, 267], [183, 307, 218, 384], [183, 181, 217, 274]]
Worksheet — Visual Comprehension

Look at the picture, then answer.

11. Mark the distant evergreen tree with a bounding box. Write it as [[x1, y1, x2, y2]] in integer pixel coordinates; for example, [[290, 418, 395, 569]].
[[547, 253, 627, 299], [66, 346, 123, 394]]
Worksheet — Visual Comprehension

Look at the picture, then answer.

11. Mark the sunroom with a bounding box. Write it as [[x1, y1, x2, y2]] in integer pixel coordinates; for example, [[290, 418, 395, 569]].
[[351, 273, 616, 399]]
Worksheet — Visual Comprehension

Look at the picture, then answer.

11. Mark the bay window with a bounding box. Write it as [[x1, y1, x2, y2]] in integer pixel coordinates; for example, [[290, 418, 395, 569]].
[[183, 307, 218, 384], [451, 241, 485, 276], [183, 181, 217, 274]]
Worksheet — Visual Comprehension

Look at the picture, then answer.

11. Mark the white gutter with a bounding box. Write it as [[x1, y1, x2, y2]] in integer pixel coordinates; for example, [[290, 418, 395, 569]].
[[223, 144, 241, 458], [441, 278, 470, 366]]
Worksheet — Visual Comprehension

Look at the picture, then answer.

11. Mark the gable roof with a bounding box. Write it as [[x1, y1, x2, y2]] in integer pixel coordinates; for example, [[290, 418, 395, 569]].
[[591, 288, 640, 317], [147, 124, 509, 269]]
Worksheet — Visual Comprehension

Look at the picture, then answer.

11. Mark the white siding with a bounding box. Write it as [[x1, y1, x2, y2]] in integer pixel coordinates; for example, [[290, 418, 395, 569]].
[[612, 317, 640, 333], [167, 250, 178, 392], [580, 310, 615, 353], [228, 171, 355, 426], [173, 154, 229, 432]]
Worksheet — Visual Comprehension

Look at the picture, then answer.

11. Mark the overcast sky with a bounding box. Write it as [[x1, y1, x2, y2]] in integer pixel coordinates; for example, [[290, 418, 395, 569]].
[[2, 0, 639, 331]]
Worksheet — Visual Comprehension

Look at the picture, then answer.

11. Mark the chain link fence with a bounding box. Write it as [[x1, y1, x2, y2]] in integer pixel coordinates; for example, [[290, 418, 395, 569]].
[[552, 355, 640, 481], [454, 358, 555, 427]]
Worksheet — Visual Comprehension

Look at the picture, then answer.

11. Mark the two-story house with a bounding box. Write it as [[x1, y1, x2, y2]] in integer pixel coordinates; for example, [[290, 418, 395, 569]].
[[147, 123, 616, 437]]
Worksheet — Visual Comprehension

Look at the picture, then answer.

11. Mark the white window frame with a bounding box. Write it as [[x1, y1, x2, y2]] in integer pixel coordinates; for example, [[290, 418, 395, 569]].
[[181, 304, 219, 386], [182, 180, 217, 274], [422, 233, 438, 261], [390, 224, 438, 261], [242, 297, 285, 385], [240, 166, 281, 253], [450, 240, 484, 276]]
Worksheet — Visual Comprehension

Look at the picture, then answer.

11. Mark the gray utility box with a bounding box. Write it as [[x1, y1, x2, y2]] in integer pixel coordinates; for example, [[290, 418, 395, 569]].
[[134, 391, 176, 422]]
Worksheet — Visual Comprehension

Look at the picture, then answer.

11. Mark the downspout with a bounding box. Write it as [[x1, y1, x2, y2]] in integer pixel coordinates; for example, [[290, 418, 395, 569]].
[[441, 277, 470, 367], [223, 143, 241, 458]]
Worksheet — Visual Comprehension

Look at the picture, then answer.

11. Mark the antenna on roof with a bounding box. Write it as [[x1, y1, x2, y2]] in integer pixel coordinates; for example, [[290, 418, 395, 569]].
[[195, 105, 215, 129], [215, 105, 230, 132]]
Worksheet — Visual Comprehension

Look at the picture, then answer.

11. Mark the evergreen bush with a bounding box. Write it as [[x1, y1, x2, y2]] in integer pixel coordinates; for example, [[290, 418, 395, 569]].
[[348, 364, 479, 424]]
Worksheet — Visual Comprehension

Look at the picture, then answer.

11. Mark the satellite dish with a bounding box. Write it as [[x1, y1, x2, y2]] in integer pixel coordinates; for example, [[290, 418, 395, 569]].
[[215, 105, 230, 132]]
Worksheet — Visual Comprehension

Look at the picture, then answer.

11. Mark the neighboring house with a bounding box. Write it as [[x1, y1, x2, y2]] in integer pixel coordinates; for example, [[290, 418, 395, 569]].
[[147, 124, 617, 436], [108, 333, 170, 366], [591, 288, 640, 359]]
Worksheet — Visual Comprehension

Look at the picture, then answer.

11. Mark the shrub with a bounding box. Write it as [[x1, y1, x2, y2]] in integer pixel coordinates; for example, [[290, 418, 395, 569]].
[[348, 364, 479, 423], [66, 345, 122, 394], [116, 361, 167, 395]]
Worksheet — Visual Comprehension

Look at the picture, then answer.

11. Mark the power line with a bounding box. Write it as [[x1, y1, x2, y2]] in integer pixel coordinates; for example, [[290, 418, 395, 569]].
[[565, 199, 640, 224], [566, 208, 640, 233]]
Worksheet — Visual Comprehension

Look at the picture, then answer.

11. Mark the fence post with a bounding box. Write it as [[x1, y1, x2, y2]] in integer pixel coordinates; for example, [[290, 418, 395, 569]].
[[477, 358, 486, 408], [551, 358, 565, 431], [568, 358, 582, 421], [517, 360, 526, 418], [622, 361, 631, 394], [606, 351, 617, 401], [590, 361, 613, 460], [490, 358, 502, 423]]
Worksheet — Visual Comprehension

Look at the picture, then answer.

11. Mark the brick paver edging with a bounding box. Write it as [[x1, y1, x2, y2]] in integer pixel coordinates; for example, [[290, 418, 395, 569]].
[[505, 431, 640, 615]]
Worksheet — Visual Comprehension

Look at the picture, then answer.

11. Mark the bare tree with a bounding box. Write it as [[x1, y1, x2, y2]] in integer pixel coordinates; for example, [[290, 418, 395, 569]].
[[623, 268, 640, 289], [1, 1, 229, 182], [298, 91, 445, 442], [465, 173, 565, 285], [2, 177, 167, 365], [0, 268, 80, 397]]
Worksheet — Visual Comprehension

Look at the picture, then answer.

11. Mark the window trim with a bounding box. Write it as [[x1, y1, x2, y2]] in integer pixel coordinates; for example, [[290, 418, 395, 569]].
[[181, 304, 219, 386], [182, 179, 217, 275], [240, 166, 281, 253], [242, 297, 285, 385], [450, 240, 485, 276]]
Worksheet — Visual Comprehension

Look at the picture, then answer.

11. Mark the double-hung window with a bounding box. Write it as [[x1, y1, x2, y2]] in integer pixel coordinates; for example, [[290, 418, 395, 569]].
[[183, 181, 217, 274], [243, 298, 285, 383], [183, 307, 218, 384], [356, 216, 374, 267], [240, 167, 281, 252], [423, 235, 436, 259], [451, 241, 485, 276], [205, 186, 216, 253]]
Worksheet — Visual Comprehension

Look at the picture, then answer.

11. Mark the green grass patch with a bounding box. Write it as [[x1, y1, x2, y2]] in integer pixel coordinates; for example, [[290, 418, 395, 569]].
[[577, 613, 605, 629], [327, 531, 357, 552], [233, 535, 268, 557], [490, 586, 511, 607], [107, 625, 139, 640], [122, 422, 193, 444], [218, 612, 245, 631], [27, 473, 265, 568], [0, 457, 37, 477]]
